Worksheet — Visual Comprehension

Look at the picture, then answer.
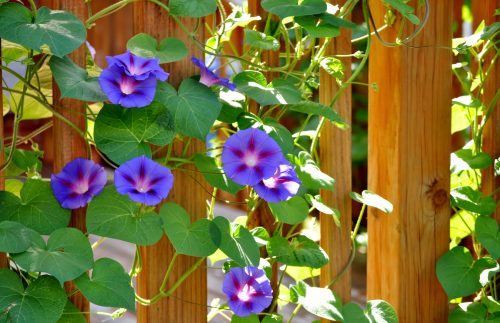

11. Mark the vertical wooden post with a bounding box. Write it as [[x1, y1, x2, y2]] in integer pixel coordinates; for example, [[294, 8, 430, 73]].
[[473, 0, 500, 223], [319, 1, 352, 303], [0, 43, 9, 268], [367, 1, 451, 322], [133, 4, 207, 322]]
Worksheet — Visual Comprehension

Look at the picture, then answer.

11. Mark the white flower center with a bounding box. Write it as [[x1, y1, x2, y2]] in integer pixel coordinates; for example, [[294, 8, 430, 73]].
[[243, 152, 259, 167], [120, 79, 135, 95], [237, 284, 252, 302], [262, 176, 278, 188], [74, 181, 89, 194]]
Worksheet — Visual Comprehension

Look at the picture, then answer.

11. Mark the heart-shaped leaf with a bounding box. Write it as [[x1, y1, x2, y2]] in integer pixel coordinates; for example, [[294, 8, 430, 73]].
[[233, 71, 302, 106], [213, 216, 260, 267], [49, 55, 107, 102], [451, 186, 497, 216], [267, 235, 329, 268], [160, 202, 220, 257], [127, 33, 188, 64], [261, 0, 327, 18], [94, 102, 175, 164], [154, 79, 222, 140], [451, 149, 493, 173], [475, 216, 500, 259], [244, 29, 280, 51], [437, 246, 498, 299], [0, 270, 67, 323], [168, 0, 217, 17], [193, 154, 244, 195], [350, 190, 393, 214], [87, 186, 164, 245], [0, 221, 36, 253], [290, 281, 343, 321], [286, 101, 348, 129], [58, 300, 86, 323], [74, 258, 135, 310], [11, 227, 93, 284], [0, 179, 70, 234], [448, 302, 500, 323], [0, 3, 86, 57], [269, 196, 309, 224], [291, 151, 335, 191]]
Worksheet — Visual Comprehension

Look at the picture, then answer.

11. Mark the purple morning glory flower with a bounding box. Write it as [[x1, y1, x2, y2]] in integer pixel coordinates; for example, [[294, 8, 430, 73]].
[[114, 155, 174, 206], [191, 56, 236, 90], [222, 266, 273, 317], [253, 161, 301, 203], [99, 51, 169, 108], [222, 128, 283, 186], [51, 158, 107, 209]]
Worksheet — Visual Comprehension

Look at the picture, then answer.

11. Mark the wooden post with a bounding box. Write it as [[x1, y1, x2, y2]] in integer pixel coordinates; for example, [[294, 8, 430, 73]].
[[0, 43, 8, 268], [133, 4, 208, 322], [319, 1, 352, 304], [46, 0, 90, 317], [473, 0, 500, 223], [367, 1, 452, 322]]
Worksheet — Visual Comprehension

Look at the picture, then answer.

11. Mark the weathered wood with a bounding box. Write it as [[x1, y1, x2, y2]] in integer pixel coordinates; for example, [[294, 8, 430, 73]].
[[473, 0, 500, 223], [367, 1, 452, 322], [45, 0, 90, 317], [0, 43, 8, 268], [319, 0, 352, 304], [133, 3, 208, 322]]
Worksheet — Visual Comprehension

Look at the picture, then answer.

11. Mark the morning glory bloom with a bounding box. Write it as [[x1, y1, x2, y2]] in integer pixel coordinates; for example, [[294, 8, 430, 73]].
[[99, 51, 169, 108], [253, 161, 301, 203], [51, 158, 107, 209], [114, 155, 174, 206], [222, 128, 283, 186], [191, 56, 236, 90], [222, 266, 273, 317]]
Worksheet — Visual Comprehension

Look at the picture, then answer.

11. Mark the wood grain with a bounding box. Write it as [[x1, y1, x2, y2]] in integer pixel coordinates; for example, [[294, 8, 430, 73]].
[[319, 0, 352, 304], [473, 0, 500, 223], [43, 0, 90, 318], [133, 3, 208, 322], [367, 1, 452, 321]]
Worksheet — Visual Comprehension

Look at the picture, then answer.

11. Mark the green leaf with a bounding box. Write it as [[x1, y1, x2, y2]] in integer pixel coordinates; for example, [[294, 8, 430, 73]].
[[231, 314, 260, 323], [292, 151, 334, 190], [0, 270, 67, 323], [295, 14, 341, 38], [74, 258, 135, 310], [0, 179, 70, 234], [451, 104, 474, 134], [449, 302, 498, 323], [154, 79, 222, 140], [0, 221, 35, 253], [244, 29, 280, 51], [365, 300, 399, 323], [451, 149, 493, 172], [342, 303, 369, 323], [87, 186, 164, 245], [160, 202, 220, 257], [127, 33, 188, 64], [267, 235, 329, 268], [450, 210, 476, 248], [250, 227, 270, 247], [319, 57, 345, 80], [262, 119, 294, 154], [57, 300, 86, 323], [168, 0, 217, 17], [193, 154, 244, 194], [289, 281, 343, 321], [350, 190, 393, 213], [285, 266, 320, 281], [1, 39, 29, 64], [451, 186, 497, 216], [305, 194, 340, 226], [475, 216, 500, 259], [4, 148, 43, 176], [12, 228, 93, 284], [383, 0, 420, 25], [452, 95, 482, 108], [287, 101, 348, 128], [49, 55, 107, 102], [213, 216, 260, 267], [94, 102, 175, 164], [269, 196, 309, 224], [482, 296, 500, 314], [233, 71, 302, 106], [436, 246, 497, 299], [0, 3, 86, 57], [261, 0, 327, 18]]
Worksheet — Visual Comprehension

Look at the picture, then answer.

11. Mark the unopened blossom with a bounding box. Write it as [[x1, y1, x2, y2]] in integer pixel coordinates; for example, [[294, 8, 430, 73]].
[[222, 128, 283, 186], [253, 160, 301, 203], [114, 155, 174, 206], [51, 158, 107, 209], [99, 51, 169, 108], [191, 56, 236, 90], [222, 266, 273, 317]]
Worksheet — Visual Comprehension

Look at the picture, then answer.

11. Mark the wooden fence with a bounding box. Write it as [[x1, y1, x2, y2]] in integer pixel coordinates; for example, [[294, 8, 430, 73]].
[[1, 0, 498, 322]]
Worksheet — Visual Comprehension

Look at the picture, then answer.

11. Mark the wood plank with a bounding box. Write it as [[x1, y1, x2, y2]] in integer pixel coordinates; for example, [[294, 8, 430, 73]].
[[367, 1, 452, 322], [319, 0, 352, 304], [133, 3, 208, 322], [473, 0, 500, 223], [0, 43, 8, 268]]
